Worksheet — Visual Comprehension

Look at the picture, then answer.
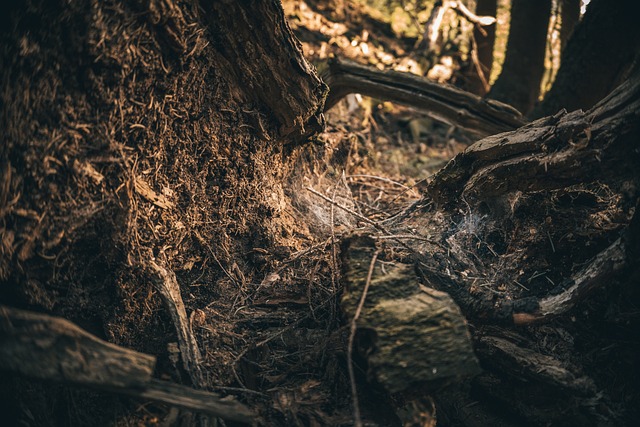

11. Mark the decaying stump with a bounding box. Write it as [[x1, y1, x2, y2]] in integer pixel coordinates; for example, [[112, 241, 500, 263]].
[[338, 64, 640, 425]]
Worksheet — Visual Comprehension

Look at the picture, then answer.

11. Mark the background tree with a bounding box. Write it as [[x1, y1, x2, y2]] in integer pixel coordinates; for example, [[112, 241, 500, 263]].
[[533, 0, 640, 118], [466, 0, 497, 95], [489, 0, 552, 114], [559, 0, 581, 53]]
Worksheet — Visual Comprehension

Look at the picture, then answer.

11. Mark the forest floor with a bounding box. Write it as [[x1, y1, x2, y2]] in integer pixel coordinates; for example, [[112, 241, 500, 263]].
[[2, 1, 638, 426]]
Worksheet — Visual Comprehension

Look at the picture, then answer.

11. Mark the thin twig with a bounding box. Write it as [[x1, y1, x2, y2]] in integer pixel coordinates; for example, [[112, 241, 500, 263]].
[[348, 174, 415, 191], [306, 186, 383, 231], [373, 233, 446, 250], [306, 186, 441, 254], [348, 250, 380, 427]]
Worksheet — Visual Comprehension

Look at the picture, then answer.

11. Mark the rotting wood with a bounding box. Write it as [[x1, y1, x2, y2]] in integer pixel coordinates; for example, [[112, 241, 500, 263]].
[[198, 0, 328, 143], [0, 304, 155, 388], [321, 57, 524, 137], [147, 255, 205, 388], [426, 63, 640, 209], [476, 336, 596, 395], [340, 233, 480, 394], [0, 305, 254, 423], [514, 237, 626, 325], [355, 62, 640, 425]]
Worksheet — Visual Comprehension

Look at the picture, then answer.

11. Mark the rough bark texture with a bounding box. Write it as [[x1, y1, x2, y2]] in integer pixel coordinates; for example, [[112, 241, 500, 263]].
[[489, 0, 552, 114], [322, 58, 524, 137], [340, 234, 479, 394], [533, 0, 640, 118], [198, 0, 328, 142]]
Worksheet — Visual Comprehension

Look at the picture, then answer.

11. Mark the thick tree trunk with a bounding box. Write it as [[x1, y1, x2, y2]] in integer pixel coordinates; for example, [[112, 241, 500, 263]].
[[533, 0, 640, 118], [489, 0, 552, 114], [198, 0, 327, 142], [559, 0, 581, 53], [0, 0, 325, 424]]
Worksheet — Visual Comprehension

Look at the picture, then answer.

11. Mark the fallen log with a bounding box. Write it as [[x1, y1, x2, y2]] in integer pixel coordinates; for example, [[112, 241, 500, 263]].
[[321, 57, 525, 137], [0, 305, 254, 424]]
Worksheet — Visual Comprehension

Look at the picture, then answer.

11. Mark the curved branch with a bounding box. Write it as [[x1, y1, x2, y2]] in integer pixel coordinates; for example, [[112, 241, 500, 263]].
[[322, 58, 524, 137]]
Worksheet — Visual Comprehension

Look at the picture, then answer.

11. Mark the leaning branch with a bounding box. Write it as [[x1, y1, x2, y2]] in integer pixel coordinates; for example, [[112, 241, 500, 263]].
[[147, 255, 205, 388], [321, 58, 524, 137]]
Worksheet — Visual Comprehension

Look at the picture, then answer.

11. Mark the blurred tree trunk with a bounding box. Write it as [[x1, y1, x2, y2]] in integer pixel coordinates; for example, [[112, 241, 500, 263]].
[[489, 0, 552, 114], [532, 0, 640, 118], [466, 0, 497, 95], [559, 0, 581, 53]]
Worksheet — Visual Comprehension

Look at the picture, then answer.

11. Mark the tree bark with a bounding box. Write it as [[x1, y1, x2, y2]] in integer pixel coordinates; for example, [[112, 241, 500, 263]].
[[533, 0, 640, 118], [198, 0, 327, 143], [322, 57, 524, 137], [467, 0, 497, 95], [559, 0, 581, 53], [489, 0, 552, 114]]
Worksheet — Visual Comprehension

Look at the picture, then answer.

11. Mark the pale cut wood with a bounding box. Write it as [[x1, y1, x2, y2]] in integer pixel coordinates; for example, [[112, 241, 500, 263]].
[[322, 58, 524, 137]]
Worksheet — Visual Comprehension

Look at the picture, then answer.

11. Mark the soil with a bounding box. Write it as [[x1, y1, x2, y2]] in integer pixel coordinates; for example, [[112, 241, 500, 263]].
[[1, 1, 639, 426]]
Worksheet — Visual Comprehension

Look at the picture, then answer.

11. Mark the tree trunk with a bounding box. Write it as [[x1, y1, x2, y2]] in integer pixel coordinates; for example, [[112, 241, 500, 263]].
[[0, 0, 325, 424], [489, 0, 552, 114], [467, 0, 497, 95], [559, 0, 581, 53], [533, 0, 640, 118], [198, 0, 328, 142]]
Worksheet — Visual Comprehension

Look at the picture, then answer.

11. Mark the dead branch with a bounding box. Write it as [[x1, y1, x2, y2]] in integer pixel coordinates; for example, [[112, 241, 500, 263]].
[[449, 1, 497, 27], [419, 1, 496, 51], [0, 305, 155, 388], [147, 255, 205, 388], [514, 236, 626, 325], [321, 58, 524, 137], [476, 336, 596, 395]]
